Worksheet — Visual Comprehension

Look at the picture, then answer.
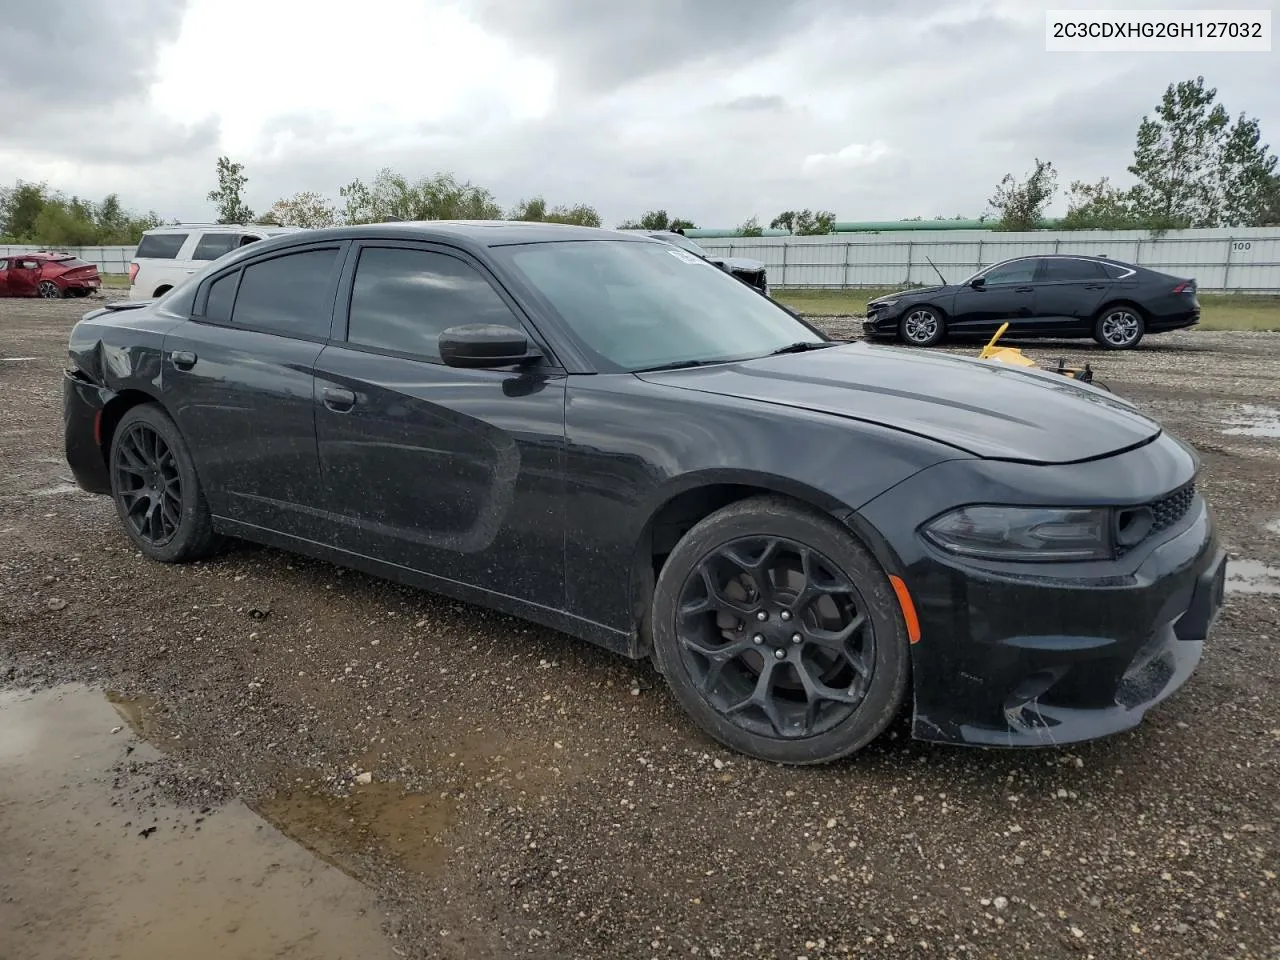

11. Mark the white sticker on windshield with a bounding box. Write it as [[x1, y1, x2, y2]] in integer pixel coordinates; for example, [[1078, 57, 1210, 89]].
[[667, 248, 702, 265]]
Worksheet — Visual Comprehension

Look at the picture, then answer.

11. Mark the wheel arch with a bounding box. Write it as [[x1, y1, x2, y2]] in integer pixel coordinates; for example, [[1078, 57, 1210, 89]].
[[98, 388, 165, 465], [1094, 298, 1149, 321], [626, 473, 860, 657], [152, 284, 173, 298]]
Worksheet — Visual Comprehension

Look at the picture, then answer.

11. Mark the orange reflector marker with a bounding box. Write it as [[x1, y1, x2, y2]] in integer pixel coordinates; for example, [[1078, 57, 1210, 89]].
[[889, 574, 921, 644], [93, 409, 103, 446]]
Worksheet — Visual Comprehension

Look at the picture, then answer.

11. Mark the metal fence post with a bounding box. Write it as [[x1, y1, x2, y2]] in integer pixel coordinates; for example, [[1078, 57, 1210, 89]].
[[781, 241, 789, 287], [1223, 238, 1233, 290], [905, 240, 913, 286], [1054, 237, 1061, 254], [843, 241, 852, 288], [976, 238, 984, 273]]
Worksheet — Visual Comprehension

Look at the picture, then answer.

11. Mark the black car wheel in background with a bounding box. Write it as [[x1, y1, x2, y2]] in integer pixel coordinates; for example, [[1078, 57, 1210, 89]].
[[899, 305, 945, 346], [1094, 305, 1146, 349]]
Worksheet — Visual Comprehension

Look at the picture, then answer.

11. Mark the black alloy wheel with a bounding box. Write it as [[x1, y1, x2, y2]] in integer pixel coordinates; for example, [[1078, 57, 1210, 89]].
[[652, 497, 910, 764], [898, 306, 945, 346], [108, 404, 222, 563]]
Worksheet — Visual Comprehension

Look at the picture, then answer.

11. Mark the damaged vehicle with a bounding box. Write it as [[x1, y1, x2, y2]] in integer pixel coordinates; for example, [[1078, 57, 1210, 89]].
[[0, 251, 101, 298], [635, 229, 770, 295], [63, 222, 1225, 765]]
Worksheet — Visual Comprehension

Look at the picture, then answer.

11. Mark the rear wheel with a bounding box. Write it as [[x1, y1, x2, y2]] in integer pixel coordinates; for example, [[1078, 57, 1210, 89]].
[[1093, 306, 1145, 349], [898, 306, 945, 346], [37, 280, 62, 299], [651, 496, 911, 764], [109, 404, 221, 563]]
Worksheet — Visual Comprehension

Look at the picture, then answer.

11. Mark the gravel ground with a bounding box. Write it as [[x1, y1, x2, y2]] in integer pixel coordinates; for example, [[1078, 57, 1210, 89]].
[[2, 295, 1279, 960]]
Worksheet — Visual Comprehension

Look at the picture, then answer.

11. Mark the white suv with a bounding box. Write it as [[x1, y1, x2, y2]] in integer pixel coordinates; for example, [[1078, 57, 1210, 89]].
[[128, 224, 304, 300]]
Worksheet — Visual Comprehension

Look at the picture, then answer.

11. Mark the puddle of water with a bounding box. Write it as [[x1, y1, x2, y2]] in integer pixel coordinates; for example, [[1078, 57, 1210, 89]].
[[1221, 405, 1280, 439], [0, 684, 396, 960], [258, 781, 457, 879], [105, 688, 165, 740], [1265, 519, 1280, 537], [1224, 559, 1280, 596]]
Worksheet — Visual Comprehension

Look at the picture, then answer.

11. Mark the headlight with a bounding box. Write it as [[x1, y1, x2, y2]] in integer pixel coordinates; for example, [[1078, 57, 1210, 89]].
[[870, 299, 899, 309], [922, 506, 1112, 562]]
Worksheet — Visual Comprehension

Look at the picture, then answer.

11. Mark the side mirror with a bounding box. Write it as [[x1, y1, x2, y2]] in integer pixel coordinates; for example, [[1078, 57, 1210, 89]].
[[969, 276, 986, 289], [439, 324, 541, 369]]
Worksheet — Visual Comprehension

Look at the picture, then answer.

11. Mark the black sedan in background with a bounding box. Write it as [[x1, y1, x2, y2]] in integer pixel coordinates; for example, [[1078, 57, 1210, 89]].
[[64, 223, 1224, 764], [863, 254, 1200, 349]]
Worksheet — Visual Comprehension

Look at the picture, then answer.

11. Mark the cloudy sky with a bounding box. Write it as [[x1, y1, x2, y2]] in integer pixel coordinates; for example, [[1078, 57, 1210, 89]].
[[3, 0, 1276, 228]]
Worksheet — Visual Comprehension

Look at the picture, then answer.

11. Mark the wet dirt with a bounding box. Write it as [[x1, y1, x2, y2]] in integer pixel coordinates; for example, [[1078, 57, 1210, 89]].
[[0, 684, 396, 960], [1224, 559, 1280, 596], [4, 297, 1280, 959], [1221, 404, 1280, 439]]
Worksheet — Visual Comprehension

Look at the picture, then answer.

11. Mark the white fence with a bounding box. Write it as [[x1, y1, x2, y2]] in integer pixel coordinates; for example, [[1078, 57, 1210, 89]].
[[694, 226, 1280, 293], [1, 244, 135, 275], [6, 226, 1280, 292]]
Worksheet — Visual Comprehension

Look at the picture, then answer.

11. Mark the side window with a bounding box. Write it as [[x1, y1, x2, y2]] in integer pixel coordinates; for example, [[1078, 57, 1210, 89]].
[[191, 233, 239, 261], [346, 247, 522, 361], [230, 248, 338, 339], [204, 271, 239, 323], [135, 233, 188, 259], [983, 259, 1038, 285], [1043, 258, 1105, 282], [1101, 262, 1134, 279]]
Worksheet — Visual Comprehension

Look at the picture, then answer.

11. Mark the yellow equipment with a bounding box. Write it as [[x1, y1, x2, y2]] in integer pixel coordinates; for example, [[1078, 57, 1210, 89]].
[[979, 323, 1107, 389]]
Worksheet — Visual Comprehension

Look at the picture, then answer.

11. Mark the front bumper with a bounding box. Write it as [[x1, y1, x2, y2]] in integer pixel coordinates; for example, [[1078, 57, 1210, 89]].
[[855, 434, 1223, 747]]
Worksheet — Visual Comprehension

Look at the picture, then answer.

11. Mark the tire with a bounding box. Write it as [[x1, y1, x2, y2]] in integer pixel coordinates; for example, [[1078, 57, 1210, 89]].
[[37, 280, 63, 299], [651, 495, 911, 765], [108, 403, 222, 563], [1093, 306, 1145, 350], [897, 306, 945, 347]]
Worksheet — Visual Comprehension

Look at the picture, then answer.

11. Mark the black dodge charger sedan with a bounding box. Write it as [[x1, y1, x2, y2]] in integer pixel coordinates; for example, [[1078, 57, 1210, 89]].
[[863, 254, 1201, 349], [63, 223, 1226, 764]]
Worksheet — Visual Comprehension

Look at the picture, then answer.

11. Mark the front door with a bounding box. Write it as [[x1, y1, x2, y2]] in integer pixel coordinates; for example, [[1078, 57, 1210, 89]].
[[313, 242, 566, 606], [161, 243, 346, 534], [6, 258, 42, 297], [949, 258, 1040, 336]]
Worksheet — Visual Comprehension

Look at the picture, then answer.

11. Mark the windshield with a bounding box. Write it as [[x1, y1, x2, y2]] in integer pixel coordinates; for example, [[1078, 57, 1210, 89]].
[[496, 239, 823, 372]]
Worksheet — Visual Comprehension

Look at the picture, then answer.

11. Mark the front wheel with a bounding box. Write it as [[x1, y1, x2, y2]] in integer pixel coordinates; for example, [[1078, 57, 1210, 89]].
[[37, 280, 63, 299], [109, 404, 222, 563], [651, 496, 911, 764], [898, 306, 945, 346], [1093, 307, 1145, 349]]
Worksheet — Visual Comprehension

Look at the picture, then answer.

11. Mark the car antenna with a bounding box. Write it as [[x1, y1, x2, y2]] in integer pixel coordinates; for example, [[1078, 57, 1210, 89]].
[[925, 256, 948, 286]]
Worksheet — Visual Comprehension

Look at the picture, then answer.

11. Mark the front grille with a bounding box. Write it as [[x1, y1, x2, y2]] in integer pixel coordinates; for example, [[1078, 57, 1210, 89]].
[[1151, 481, 1196, 534], [1115, 480, 1197, 556]]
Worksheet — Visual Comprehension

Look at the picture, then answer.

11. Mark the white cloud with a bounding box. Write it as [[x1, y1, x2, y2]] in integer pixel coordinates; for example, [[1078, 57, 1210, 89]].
[[801, 141, 893, 176]]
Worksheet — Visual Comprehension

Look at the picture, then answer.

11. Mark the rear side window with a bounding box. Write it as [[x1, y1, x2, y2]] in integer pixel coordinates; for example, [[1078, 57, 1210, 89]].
[[346, 247, 521, 361], [1042, 259, 1106, 282], [1100, 262, 1135, 279], [230, 248, 338, 339], [135, 233, 188, 259], [204, 272, 239, 323], [192, 233, 239, 261]]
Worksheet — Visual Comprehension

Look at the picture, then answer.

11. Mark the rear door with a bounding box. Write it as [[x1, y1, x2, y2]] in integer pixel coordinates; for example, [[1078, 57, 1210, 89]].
[[1033, 257, 1111, 334], [0, 259, 8, 295], [948, 258, 1039, 335], [161, 241, 347, 534], [312, 241, 567, 604]]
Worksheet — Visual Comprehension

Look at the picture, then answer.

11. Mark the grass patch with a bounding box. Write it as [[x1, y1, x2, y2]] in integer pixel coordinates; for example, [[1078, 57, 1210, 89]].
[[101, 274, 129, 289], [771, 287, 1280, 332]]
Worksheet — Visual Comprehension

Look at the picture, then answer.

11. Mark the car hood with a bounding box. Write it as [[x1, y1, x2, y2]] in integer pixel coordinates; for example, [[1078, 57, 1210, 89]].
[[869, 285, 952, 304], [635, 342, 1160, 464], [710, 255, 766, 272]]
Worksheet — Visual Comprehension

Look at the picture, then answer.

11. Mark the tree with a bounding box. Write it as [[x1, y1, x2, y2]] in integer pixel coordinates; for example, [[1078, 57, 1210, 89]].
[[340, 168, 501, 224], [737, 216, 763, 237], [1262, 174, 1280, 225], [266, 191, 340, 228], [616, 210, 696, 231], [508, 195, 602, 227], [0, 180, 163, 244], [769, 209, 835, 235], [207, 156, 255, 225], [987, 158, 1057, 231], [1127, 77, 1225, 228], [1060, 177, 1142, 230], [1216, 113, 1278, 227], [0, 180, 50, 240]]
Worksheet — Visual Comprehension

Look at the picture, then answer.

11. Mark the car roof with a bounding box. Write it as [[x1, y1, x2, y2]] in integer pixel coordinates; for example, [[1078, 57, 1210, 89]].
[[986, 253, 1139, 269], [245, 220, 654, 249], [142, 224, 304, 235]]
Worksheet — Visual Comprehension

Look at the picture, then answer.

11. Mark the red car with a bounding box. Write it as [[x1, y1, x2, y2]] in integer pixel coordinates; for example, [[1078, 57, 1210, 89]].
[[0, 251, 102, 299]]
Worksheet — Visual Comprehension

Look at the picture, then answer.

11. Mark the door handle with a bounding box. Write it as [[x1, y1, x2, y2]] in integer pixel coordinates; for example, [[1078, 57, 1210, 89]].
[[171, 350, 197, 370], [1014, 286, 1034, 293], [322, 386, 356, 412]]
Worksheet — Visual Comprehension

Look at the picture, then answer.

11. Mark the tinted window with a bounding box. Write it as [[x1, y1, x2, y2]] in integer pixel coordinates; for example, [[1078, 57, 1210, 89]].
[[135, 233, 188, 259], [347, 248, 520, 360], [982, 259, 1038, 285], [1101, 262, 1134, 279], [1043, 258, 1105, 282], [230, 249, 338, 339], [192, 233, 239, 261], [204, 271, 239, 323]]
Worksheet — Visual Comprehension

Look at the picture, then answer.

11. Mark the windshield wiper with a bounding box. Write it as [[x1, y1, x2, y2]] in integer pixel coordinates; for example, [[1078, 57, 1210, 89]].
[[765, 341, 837, 356], [632, 358, 731, 373]]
